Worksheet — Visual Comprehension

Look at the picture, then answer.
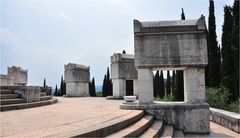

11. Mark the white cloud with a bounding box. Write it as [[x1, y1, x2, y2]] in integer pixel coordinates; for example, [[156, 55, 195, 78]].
[[57, 11, 73, 22], [0, 27, 18, 45]]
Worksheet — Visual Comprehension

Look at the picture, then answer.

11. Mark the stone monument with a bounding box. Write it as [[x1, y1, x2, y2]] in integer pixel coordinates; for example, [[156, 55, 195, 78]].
[[7, 66, 28, 86], [111, 53, 138, 98], [121, 16, 210, 134], [64, 63, 90, 97]]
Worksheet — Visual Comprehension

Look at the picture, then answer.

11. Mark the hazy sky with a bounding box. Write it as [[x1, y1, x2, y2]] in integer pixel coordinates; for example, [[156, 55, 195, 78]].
[[0, 0, 233, 86]]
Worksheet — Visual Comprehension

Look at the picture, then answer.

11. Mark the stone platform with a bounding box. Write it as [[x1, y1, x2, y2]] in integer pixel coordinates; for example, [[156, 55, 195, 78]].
[[0, 97, 239, 137]]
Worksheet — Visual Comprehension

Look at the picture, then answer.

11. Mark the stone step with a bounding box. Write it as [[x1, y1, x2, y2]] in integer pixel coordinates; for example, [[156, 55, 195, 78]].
[[161, 125, 174, 138], [0, 90, 14, 94], [107, 115, 154, 138], [0, 98, 58, 111], [173, 129, 184, 137], [40, 96, 52, 101], [0, 98, 26, 105], [139, 120, 163, 138], [40, 92, 47, 96], [46, 110, 145, 137], [0, 94, 20, 99]]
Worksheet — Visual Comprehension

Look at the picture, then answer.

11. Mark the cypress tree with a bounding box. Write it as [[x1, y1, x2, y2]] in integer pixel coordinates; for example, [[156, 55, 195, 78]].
[[60, 76, 64, 96], [159, 71, 165, 98], [153, 71, 160, 97], [91, 77, 96, 96], [102, 75, 107, 97], [172, 70, 176, 96], [54, 85, 58, 96], [221, 5, 234, 100], [43, 78, 46, 87], [123, 50, 126, 54], [181, 8, 185, 20], [166, 70, 171, 95], [176, 71, 184, 101], [232, 0, 239, 100], [207, 0, 221, 87]]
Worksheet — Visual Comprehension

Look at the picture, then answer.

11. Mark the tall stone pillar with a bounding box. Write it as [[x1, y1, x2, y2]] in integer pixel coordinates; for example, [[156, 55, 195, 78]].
[[184, 68, 205, 103], [64, 63, 90, 97], [137, 69, 153, 103], [112, 79, 126, 98], [133, 79, 138, 96]]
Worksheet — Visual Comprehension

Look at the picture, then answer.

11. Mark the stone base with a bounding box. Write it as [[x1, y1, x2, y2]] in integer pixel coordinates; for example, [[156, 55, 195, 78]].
[[120, 101, 210, 134], [66, 82, 89, 97]]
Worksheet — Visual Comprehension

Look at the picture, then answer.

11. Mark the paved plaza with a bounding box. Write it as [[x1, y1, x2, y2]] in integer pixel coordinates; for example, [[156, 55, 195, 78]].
[[0, 97, 239, 138]]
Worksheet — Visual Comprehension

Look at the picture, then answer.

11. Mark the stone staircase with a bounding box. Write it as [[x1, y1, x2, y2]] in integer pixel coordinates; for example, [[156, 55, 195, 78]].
[[0, 88, 57, 111], [51, 110, 184, 138]]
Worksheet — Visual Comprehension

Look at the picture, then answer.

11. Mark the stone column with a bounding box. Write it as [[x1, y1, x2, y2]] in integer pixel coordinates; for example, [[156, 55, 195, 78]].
[[112, 79, 126, 98], [137, 69, 153, 103], [133, 79, 138, 96], [184, 68, 205, 103]]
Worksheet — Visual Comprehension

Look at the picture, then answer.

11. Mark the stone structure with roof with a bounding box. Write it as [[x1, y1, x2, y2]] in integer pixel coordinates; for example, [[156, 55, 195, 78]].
[[64, 63, 90, 97]]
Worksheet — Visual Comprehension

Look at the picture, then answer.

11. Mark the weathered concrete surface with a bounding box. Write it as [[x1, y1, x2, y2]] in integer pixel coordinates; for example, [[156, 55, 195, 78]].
[[7, 66, 27, 86], [22, 86, 40, 103], [134, 16, 208, 68], [137, 69, 154, 103], [120, 101, 210, 133], [0, 97, 140, 137], [111, 53, 137, 79], [64, 63, 90, 97], [112, 79, 126, 97], [0, 74, 13, 86], [184, 67, 205, 103], [210, 107, 240, 133], [111, 53, 138, 98]]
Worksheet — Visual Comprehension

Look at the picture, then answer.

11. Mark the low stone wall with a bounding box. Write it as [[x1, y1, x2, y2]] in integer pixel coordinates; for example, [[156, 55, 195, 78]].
[[120, 101, 210, 134], [210, 107, 240, 133], [0, 85, 40, 103]]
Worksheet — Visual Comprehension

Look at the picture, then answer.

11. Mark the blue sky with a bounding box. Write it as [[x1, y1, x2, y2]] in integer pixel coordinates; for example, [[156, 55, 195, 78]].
[[0, 0, 233, 86]]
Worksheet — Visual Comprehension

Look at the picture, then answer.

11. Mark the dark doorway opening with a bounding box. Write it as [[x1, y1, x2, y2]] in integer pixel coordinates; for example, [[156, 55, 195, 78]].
[[126, 80, 133, 96]]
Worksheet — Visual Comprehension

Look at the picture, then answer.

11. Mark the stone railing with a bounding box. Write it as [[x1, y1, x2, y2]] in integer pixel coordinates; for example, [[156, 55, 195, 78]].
[[210, 107, 240, 133]]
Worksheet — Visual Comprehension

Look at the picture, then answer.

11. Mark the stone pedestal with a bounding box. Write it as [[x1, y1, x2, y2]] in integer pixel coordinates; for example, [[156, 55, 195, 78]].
[[184, 68, 205, 103], [137, 69, 153, 103], [22, 86, 40, 103], [112, 79, 126, 98], [65, 63, 90, 97]]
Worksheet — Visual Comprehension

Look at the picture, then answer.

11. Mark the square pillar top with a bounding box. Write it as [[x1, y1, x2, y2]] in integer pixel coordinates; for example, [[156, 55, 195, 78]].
[[134, 16, 208, 69], [64, 63, 90, 83]]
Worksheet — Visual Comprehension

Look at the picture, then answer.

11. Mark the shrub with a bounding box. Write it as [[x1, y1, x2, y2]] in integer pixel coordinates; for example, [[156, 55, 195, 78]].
[[206, 86, 230, 110], [228, 99, 240, 113], [154, 95, 175, 102]]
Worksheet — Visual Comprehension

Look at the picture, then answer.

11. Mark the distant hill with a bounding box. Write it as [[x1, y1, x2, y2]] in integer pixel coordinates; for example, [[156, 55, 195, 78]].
[[95, 85, 102, 93]]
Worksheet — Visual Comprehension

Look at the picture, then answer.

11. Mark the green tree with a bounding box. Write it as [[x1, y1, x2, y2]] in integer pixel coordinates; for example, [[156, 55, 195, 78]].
[[102, 75, 107, 97], [221, 5, 234, 100], [207, 0, 221, 87], [176, 71, 184, 101], [172, 70, 176, 96], [232, 0, 239, 100], [166, 70, 171, 95], [54, 85, 58, 96], [159, 71, 165, 98], [43, 78, 46, 87], [181, 8, 185, 20], [60, 76, 64, 96], [153, 71, 160, 97], [89, 77, 96, 96]]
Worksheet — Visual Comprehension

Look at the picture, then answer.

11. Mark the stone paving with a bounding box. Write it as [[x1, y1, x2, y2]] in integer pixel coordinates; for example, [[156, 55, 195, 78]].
[[0, 97, 137, 137], [0, 97, 239, 138]]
